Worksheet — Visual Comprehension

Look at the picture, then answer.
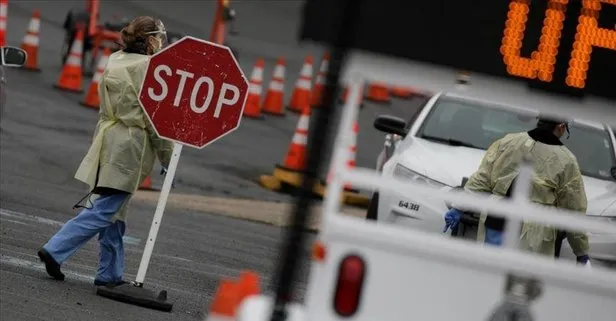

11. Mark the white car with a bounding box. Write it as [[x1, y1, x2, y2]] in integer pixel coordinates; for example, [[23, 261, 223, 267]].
[[367, 92, 616, 267]]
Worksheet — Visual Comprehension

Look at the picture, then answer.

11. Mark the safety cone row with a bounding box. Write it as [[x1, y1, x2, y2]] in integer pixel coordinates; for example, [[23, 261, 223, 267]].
[[243, 58, 265, 119], [248, 53, 426, 120], [81, 47, 110, 108], [54, 25, 84, 93], [20, 9, 41, 72], [205, 271, 261, 321], [0, 0, 7, 47]]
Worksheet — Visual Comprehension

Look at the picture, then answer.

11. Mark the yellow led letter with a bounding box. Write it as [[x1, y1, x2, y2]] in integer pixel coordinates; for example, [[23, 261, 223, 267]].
[[501, 0, 568, 82], [566, 0, 616, 88]]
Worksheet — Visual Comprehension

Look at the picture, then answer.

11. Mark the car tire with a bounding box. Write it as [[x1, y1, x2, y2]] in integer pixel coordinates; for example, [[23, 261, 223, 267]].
[[366, 192, 379, 221]]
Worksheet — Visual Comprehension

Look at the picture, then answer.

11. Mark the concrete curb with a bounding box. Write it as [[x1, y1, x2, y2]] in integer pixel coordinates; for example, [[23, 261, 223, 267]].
[[132, 191, 367, 232]]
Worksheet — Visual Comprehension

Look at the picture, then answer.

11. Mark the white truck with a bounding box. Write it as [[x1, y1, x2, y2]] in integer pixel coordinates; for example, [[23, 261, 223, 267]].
[[236, 0, 616, 320], [237, 75, 616, 321]]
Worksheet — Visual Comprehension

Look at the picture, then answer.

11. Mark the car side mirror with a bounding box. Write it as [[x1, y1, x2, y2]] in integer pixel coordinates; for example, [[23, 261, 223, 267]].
[[374, 115, 407, 137], [611, 166, 616, 180], [1, 46, 27, 67]]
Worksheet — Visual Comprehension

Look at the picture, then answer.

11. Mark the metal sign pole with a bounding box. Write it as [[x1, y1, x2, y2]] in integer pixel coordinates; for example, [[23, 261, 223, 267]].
[[269, 1, 361, 320], [134, 142, 183, 286]]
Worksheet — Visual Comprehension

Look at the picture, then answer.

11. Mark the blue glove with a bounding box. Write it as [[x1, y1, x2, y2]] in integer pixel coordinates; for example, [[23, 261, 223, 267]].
[[576, 255, 590, 265], [443, 208, 463, 233]]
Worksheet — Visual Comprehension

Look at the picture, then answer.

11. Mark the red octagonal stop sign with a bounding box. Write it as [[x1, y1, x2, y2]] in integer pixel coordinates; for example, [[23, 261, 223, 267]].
[[139, 36, 249, 149]]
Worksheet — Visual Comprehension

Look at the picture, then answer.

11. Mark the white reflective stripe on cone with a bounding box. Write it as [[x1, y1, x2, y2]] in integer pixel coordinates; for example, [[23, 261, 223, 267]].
[[70, 40, 84, 55], [268, 80, 284, 91], [251, 67, 264, 81], [296, 115, 310, 130], [249, 83, 262, 94], [28, 18, 40, 32], [296, 78, 311, 90], [319, 60, 329, 72], [93, 69, 104, 83], [292, 132, 308, 145], [67, 54, 82, 66], [23, 34, 39, 46], [299, 64, 312, 77], [273, 65, 285, 78], [97, 56, 110, 70]]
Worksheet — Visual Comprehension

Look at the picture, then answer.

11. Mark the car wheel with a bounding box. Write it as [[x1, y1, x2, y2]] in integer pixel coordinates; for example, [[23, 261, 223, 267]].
[[366, 192, 379, 220]]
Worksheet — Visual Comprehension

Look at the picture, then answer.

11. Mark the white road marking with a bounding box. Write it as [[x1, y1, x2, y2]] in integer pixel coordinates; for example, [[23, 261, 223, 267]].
[[0, 255, 95, 283], [0, 208, 195, 263], [0, 208, 143, 245], [0, 208, 64, 227], [0, 254, 206, 298], [1, 219, 28, 226]]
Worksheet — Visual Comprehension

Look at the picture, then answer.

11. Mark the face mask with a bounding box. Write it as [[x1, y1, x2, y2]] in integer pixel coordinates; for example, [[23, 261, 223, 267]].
[[145, 28, 167, 53]]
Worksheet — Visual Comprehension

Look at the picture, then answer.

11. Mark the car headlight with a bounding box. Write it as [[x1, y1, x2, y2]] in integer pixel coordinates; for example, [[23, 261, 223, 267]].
[[393, 164, 448, 189]]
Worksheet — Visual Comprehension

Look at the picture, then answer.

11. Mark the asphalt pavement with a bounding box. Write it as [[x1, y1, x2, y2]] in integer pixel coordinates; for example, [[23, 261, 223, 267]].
[[1, 1, 425, 320]]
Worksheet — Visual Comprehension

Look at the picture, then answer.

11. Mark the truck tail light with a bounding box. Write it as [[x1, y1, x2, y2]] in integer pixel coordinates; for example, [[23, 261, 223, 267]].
[[333, 254, 366, 317]]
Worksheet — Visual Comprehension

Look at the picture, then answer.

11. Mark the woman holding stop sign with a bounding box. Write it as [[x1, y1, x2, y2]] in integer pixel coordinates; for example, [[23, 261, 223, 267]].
[[37, 16, 174, 286]]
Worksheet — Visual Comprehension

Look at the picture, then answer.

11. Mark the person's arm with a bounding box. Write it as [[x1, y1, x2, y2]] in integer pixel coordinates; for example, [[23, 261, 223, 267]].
[[556, 160, 590, 258], [144, 118, 174, 169], [464, 138, 502, 194], [447, 138, 502, 214], [131, 59, 174, 169]]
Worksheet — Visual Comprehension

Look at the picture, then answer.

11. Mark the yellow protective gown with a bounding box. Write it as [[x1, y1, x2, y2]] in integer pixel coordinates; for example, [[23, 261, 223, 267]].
[[74, 50, 174, 222], [464, 131, 589, 257]]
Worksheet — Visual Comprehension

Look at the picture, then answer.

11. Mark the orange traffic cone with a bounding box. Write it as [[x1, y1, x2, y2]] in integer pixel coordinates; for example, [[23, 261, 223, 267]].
[[243, 58, 265, 119], [54, 25, 84, 93], [287, 55, 313, 114], [206, 279, 241, 321], [390, 86, 416, 99], [280, 107, 311, 172], [365, 82, 391, 104], [0, 0, 7, 47], [138, 176, 158, 191], [81, 47, 111, 109], [262, 57, 286, 116], [20, 9, 41, 72], [310, 52, 329, 107], [327, 121, 358, 190], [237, 270, 260, 301]]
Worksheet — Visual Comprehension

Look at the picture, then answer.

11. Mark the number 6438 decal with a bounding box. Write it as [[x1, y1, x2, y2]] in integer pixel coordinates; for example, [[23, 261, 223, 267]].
[[398, 201, 420, 212]]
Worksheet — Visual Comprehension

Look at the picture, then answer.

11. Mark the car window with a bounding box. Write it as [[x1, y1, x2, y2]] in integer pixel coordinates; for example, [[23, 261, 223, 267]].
[[416, 96, 616, 182], [564, 124, 616, 181], [417, 96, 537, 149]]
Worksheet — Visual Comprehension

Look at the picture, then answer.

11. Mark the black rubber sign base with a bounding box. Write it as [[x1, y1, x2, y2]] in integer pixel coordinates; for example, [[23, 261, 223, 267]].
[[96, 283, 173, 312]]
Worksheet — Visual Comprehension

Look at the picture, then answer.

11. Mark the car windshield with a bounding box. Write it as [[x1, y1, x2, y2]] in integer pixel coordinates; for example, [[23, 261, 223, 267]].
[[417, 96, 616, 181]]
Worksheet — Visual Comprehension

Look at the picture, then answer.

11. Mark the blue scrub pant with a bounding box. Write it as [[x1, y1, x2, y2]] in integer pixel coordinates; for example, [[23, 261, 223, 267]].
[[485, 227, 504, 246], [43, 193, 129, 284]]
